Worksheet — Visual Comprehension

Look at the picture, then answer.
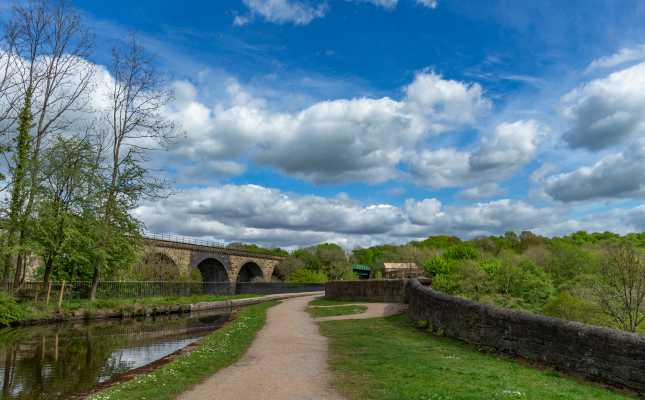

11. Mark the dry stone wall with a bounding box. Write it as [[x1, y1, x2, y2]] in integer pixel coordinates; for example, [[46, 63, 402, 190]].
[[406, 279, 645, 394]]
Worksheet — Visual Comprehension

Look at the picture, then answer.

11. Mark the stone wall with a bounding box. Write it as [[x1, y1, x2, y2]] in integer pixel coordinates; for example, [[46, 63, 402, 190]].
[[406, 279, 645, 394], [325, 280, 410, 302]]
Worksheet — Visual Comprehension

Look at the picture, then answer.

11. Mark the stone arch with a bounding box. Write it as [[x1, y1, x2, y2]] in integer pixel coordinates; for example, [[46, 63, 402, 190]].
[[197, 258, 229, 282], [237, 262, 264, 282], [136, 251, 181, 281]]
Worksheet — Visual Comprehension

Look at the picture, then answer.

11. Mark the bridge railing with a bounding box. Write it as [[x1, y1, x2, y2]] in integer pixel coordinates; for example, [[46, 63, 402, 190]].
[[142, 232, 228, 249], [2, 281, 324, 302]]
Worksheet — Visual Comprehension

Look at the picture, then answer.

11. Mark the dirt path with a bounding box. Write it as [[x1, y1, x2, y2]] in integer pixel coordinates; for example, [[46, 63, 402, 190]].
[[178, 295, 346, 400], [313, 302, 407, 322]]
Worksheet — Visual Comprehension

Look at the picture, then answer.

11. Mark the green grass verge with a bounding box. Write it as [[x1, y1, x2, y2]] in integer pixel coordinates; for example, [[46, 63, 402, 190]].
[[320, 314, 634, 400], [308, 305, 368, 318], [6, 294, 258, 324], [308, 298, 361, 306], [89, 300, 277, 400]]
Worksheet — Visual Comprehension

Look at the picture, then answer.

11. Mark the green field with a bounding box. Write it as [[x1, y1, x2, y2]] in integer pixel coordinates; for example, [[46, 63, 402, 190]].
[[320, 314, 634, 400], [307, 304, 368, 318]]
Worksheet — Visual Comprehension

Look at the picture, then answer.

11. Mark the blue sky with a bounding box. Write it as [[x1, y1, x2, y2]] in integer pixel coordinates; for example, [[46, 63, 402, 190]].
[[63, 0, 645, 248]]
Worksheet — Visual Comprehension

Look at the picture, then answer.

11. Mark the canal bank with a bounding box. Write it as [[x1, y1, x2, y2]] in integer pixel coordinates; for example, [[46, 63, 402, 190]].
[[1, 293, 322, 400], [9, 291, 323, 326]]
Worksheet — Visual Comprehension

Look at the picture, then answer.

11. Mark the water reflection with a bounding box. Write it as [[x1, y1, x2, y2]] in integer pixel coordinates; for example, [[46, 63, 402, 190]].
[[0, 309, 230, 399]]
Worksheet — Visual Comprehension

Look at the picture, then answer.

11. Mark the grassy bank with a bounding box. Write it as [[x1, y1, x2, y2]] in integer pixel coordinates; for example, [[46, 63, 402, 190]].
[[89, 300, 276, 400], [0, 293, 259, 325], [309, 298, 357, 306], [307, 304, 368, 318], [320, 314, 633, 400]]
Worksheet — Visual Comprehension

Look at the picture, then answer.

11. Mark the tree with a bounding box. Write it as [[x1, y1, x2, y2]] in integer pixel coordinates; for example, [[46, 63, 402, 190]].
[[594, 244, 645, 332], [2, 0, 94, 284], [2, 87, 33, 284], [89, 35, 174, 299], [31, 135, 98, 283]]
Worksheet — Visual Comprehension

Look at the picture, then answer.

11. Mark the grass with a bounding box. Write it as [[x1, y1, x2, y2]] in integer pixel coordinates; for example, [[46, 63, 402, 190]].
[[89, 300, 277, 400], [308, 304, 368, 318], [319, 314, 634, 400], [6, 293, 259, 324], [308, 298, 362, 306]]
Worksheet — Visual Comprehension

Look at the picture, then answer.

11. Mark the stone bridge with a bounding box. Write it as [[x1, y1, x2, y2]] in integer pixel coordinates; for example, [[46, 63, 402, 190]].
[[143, 235, 284, 283]]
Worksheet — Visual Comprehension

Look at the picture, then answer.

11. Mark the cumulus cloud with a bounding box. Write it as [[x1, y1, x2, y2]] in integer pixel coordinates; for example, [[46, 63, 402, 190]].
[[167, 71, 490, 184], [458, 183, 505, 200], [544, 139, 645, 202], [585, 44, 645, 73], [236, 0, 327, 26], [561, 62, 645, 150], [134, 183, 580, 248], [409, 119, 546, 187]]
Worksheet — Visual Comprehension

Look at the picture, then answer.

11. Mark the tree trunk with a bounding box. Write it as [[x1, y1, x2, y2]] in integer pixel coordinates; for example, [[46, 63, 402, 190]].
[[89, 265, 99, 300]]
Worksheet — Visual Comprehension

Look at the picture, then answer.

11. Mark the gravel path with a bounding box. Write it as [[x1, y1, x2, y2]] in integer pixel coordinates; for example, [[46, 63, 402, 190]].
[[178, 295, 346, 400]]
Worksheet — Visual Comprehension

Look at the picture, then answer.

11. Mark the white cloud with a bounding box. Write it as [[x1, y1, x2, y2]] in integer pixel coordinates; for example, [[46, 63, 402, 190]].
[[135, 183, 618, 248], [354, 0, 399, 9], [416, 0, 438, 8], [544, 139, 645, 202], [458, 183, 505, 200], [561, 62, 645, 150], [470, 120, 546, 172], [585, 44, 645, 73], [409, 119, 546, 188], [167, 72, 490, 184], [237, 0, 328, 26]]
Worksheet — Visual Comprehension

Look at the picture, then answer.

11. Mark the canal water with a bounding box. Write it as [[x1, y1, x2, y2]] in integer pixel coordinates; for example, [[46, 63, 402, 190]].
[[0, 308, 231, 399]]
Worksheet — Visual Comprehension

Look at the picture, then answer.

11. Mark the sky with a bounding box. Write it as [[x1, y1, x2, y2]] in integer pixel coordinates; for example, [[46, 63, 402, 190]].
[[56, 0, 645, 248]]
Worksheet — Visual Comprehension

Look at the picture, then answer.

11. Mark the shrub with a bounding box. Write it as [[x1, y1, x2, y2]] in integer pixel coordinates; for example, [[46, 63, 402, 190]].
[[494, 260, 554, 310], [543, 292, 601, 324], [287, 268, 328, 283], [423, 256, 453, 276], [444, 244, 479, 261], [0, 293, 26, 326]]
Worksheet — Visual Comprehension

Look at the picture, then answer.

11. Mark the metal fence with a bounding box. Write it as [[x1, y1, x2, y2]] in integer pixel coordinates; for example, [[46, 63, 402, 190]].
[[1, 280, 324, 303], [142, 232, 228, 249]]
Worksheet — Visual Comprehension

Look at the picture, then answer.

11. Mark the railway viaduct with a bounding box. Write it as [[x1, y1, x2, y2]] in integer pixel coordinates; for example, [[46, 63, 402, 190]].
[[143, 234, 284, 283]]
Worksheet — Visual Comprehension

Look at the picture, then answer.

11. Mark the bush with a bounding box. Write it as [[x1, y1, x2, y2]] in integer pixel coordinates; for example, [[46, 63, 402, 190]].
[[444, 244, 479, 261], [286, 268, 328, 283], [423, 256, 453, 276], [0, 293, 26, 326], [494, 260, 554, 310], [543, 291, 602, 325]]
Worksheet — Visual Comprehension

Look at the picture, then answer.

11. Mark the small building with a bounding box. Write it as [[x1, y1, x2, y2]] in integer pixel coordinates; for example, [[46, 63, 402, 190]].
[[351, 264, 371, 280], [383, 262, 424, 279]]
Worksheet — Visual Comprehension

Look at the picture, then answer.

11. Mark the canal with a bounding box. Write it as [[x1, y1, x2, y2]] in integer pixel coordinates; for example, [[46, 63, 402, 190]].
[[0, 308, 231, 399]]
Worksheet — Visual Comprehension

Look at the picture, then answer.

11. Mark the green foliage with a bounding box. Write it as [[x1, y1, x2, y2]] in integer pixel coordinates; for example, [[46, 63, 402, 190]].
[[443, 244, 480, 261], [423, 256, 453, 276], [0, 293, 26, 326], [547, 241, 599, 285], [287, 268, 328, 283], [543, 292, 602, 325]]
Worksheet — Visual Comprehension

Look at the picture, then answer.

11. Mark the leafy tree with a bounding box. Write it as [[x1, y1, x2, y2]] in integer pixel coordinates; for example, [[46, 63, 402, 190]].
[[287, 268, 328, 283], [31, 136, 98, 282], [273, 256, 305, 280], [594, 244, 645, 332], [89, 35, 174, 299], [3, 86, 33, 284]]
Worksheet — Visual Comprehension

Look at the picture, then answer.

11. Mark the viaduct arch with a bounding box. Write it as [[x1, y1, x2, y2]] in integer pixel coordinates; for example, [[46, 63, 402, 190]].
[[143, 236, 283, 284]]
